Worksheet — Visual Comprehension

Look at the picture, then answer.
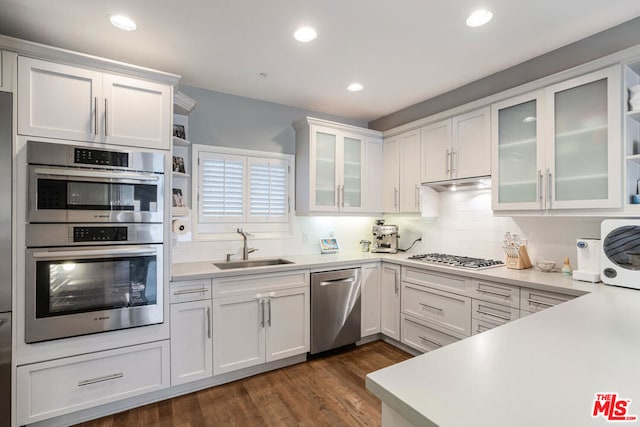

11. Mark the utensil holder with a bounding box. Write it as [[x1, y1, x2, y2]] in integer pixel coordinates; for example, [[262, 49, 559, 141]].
[[504, 245, 532, 270]]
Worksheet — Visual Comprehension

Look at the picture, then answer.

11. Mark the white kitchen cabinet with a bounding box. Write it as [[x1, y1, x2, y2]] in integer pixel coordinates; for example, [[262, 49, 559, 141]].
[[16, 341, 169, 425], [170, 300, 213, 386], [169, 279, 213, 386], [361, 262, 381, 337], [492, 66, 621, 211], [520, 287, 576, 314], [380, 263, 401, 340], [401, 314, 460, 353], [294, 117, 383, 214], [18, 56, 171, 149], [213, 281, 309, 375], [383, 129, 421, 213], [421, 107, 491, 183], [401, 281, 471, 339]]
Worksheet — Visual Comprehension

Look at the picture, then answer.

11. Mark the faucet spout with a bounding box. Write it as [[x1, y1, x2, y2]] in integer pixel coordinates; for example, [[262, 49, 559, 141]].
[[237, 228, 256, 260]]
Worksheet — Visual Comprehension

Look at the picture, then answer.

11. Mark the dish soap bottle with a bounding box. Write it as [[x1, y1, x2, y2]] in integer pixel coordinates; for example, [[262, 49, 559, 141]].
[[561, 257, 573, 275]]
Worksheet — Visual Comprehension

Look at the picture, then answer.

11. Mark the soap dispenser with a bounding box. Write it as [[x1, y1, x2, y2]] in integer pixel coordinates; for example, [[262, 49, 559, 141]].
[[561, 257, 573, 275]]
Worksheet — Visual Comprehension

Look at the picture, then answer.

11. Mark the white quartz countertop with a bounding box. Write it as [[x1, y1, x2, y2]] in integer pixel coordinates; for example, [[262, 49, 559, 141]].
[[366, 284, 640, 427], [171, 252, 596, 296]]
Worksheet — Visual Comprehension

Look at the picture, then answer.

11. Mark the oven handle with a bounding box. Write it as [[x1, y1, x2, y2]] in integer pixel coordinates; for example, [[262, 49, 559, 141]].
[[33, 167, 160, 182], [32, 247, 158, 259]]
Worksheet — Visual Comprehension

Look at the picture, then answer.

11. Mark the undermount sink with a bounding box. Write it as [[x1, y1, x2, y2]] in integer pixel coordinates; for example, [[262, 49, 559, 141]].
[[213, 258, 294, 270]]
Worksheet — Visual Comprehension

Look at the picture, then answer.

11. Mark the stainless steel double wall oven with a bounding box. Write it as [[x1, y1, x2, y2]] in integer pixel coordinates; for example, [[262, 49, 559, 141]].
[[25, 141, 165, 343]]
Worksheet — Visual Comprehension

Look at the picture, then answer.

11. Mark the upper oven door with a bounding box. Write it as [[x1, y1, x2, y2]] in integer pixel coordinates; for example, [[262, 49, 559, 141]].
[[28, 165, 164, 223]]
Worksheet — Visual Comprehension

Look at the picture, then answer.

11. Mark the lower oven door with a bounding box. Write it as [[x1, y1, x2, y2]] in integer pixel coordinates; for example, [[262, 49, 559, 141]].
[[25, 244, 163, 343]]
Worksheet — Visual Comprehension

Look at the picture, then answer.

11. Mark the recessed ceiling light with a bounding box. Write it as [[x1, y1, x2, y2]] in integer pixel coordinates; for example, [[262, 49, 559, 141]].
[[466, 9, 493, 27], [347, 83, 364, 92], [109, 14, 137, 32], [294, 26, 317, 42], [522, 116, 537, 123]]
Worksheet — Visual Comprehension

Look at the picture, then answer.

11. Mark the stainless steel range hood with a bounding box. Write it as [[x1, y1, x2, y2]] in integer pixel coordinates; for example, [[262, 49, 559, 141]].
[[422, 176, 491, 192]]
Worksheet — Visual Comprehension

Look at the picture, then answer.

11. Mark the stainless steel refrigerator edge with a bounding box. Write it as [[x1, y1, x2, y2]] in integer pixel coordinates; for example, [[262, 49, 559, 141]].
[[0, 91, 13, 427], [310, 268, 361, 355]]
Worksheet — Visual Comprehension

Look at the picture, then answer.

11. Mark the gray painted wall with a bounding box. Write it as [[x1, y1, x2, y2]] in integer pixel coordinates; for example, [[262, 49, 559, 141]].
[[369, 16, 640, 131], [180, 86, 367, 154]]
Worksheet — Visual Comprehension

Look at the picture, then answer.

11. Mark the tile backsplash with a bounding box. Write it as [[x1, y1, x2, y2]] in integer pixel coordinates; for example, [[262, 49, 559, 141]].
[[172, 188, 602, 268]]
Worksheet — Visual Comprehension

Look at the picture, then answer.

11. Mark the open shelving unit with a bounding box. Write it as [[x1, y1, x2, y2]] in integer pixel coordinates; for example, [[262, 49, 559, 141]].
[[624, 60, 640, 209], [172, 91, 196, 218]]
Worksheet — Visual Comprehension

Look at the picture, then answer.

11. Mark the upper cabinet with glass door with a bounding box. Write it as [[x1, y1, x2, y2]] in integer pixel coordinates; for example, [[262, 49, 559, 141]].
[[492, 66, 621, 211], [294, 117, 383, 215]]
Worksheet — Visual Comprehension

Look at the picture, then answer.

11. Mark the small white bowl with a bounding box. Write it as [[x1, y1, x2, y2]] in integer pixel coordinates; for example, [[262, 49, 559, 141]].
[[536, 260, 556, 272]]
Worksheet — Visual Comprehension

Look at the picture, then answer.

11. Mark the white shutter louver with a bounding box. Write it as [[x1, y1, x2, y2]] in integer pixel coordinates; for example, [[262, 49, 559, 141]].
[[249, 158, 288, 222], [199, 153, 245, 221]]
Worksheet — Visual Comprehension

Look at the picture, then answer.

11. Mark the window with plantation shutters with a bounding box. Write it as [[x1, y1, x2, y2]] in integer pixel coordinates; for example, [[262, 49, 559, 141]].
[[198, 152, 245, 222], [193, 144, 293, 235], [248, 158, 288, 222]]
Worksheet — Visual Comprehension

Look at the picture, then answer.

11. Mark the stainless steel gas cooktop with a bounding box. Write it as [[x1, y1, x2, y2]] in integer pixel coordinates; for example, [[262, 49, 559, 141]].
[[407, 253, 505, 270]]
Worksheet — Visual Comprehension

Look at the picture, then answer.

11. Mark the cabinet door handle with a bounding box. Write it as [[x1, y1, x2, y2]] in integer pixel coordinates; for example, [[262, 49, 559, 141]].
[[78, 372, 124, 387], [415, 185, 420, 209], [340, 185, 345, 208], [451, 149, 457, 176], [172, 288, 209, 296], [94, 97, 98, 136], [104, 98, 109, 136], [537, 170, 544, 207], [419, 302, 443, 312], [260, 299, 265, 327], [394, 271, 399, 294], [527, 298, 555, 308], [267, 299, 272, 327], [476, 288, 510, 298], [419, 336, 442, 348], [546, 169, 552, 208], [206, 306, 212, 338], [393, 187, 398, 209], [476, 309, 510, 321], [445, 150, 451, 176]]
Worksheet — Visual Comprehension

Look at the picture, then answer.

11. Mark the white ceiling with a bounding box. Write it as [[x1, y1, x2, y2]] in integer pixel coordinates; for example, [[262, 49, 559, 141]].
[[1, 0, 640, 122]]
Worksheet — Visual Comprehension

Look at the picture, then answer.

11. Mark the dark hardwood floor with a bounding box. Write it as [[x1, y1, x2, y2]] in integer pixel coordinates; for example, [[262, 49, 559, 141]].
[[77, 341, 412, 427]]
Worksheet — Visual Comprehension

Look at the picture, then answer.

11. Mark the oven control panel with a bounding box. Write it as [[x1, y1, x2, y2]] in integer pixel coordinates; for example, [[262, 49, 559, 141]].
[[73, 226, 128, 242], [74, 147, 129, 167]]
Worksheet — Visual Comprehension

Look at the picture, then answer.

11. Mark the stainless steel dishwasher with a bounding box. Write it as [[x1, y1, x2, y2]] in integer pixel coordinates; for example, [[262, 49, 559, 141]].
[[310, 268, 361, 354]]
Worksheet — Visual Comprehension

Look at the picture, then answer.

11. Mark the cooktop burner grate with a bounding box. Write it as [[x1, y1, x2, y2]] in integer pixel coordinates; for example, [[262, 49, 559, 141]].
[[407, 253, 504, 270]]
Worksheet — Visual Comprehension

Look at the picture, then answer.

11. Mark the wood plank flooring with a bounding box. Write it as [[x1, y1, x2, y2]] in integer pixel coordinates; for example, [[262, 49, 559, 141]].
[[77, 341, 412, 427]]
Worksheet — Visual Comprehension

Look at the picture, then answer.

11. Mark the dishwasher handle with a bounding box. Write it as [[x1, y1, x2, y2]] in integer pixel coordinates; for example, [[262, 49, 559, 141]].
[[319, 278, 356, 287]]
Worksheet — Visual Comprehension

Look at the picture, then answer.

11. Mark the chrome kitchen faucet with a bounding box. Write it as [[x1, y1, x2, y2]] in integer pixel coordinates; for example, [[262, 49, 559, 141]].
[[237, 228, 258, 260]]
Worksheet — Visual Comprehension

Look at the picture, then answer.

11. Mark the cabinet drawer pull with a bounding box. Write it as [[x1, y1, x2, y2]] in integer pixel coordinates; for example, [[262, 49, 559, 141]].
[[527, 298, 554, 308], [476, 309, 510, 321], [78, 372, 124, 387], [418, 335, 442, 347], [172, 288, 209, 296], [419, 302, 443, 312], [476, 288, 510, 298]]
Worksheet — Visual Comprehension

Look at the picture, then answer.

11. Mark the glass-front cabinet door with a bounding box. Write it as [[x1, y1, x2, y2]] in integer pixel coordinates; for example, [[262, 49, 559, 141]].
[[310, 126, 364, 212], [311, 126, 338, 211], [545, 66, 621, 209], [492, 66, 621, 211], [491, 91, 545, 210], [340, 133, 364, 211]]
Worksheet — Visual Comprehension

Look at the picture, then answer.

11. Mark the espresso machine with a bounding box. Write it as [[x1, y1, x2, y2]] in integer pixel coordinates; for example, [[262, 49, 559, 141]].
[[371, 220, 399, 253]]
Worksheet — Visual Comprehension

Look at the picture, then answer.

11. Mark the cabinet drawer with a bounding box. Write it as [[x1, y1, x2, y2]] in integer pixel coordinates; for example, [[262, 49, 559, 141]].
[[170, 278, 212, 303], [17, 341, 169, 424], [520, 287, 575, 313], [471, 279, 520, 308], [402, 267, 472, 296], [472, 318, 503, 335], [213, 270, 309, 298], [471, 299, 519, 325], [402, 281, 471, 338], [401, 315, 460, 353]]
